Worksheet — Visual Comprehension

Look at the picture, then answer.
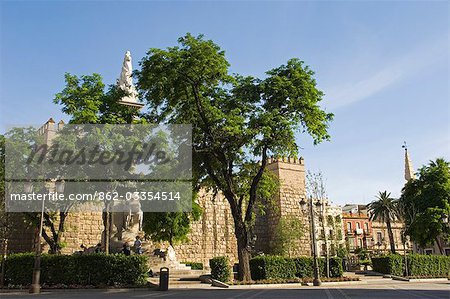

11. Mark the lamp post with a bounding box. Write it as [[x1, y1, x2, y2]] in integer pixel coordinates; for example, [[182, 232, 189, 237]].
[[28, 180, 43, 294], [29, 178, 65, 294], [401, 230, 409, 277], [300, 197, 322, 286]]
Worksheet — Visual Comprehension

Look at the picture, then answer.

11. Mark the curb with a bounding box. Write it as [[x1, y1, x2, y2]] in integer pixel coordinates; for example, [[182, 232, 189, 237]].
[[391, 276, 449, 283], [0, 287, 157, 294]]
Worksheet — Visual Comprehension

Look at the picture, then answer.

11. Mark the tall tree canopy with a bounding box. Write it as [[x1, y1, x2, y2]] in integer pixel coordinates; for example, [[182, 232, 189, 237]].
[[136, 33, 333, 280], [54, 73, 201, 253], [399, 158, 450, 254], [54, 73, 142, 124]]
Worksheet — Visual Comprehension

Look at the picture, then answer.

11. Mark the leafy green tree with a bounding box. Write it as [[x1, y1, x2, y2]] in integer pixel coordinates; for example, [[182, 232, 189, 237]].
[[4, 127, 71, 254], [271, 215, 304, 258], [367, 191, 398, 254], [399, 158, 450, 254], [54, 73, 141, 125], [143, 202, 202, 247], [54, 73, 199, 254], [54, 73, 144, 253], [136, 33, 333, 280]]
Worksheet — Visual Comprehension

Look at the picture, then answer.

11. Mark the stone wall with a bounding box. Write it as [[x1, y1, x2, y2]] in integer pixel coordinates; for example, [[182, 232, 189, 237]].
[[58, 212, 104, 254], [4, 156, 312, 263], [174, 190, 238, 265]]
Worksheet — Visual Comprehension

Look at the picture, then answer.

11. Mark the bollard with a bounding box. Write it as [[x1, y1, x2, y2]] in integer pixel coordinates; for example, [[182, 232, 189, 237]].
[[159, 267, 169, 291]]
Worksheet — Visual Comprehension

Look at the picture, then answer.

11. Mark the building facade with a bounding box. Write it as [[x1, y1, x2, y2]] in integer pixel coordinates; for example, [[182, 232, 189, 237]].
[[342, 204, 413, 255], [342, 204, 372, 252], [313, 199, 345, 257]]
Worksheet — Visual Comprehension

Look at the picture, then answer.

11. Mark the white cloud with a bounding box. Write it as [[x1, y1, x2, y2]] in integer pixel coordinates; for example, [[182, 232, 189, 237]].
[[324, 36, 449, 109]]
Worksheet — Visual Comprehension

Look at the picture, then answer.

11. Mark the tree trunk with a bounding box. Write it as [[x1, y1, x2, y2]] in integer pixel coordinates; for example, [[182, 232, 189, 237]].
[[234, 223, 252, 281], [104, 202, 110, 254], [386, 220, 396, 254]]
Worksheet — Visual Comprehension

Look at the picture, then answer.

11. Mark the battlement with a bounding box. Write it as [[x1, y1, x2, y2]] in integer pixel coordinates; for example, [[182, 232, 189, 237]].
[[37, 118, 65, 135], [37, 118, 65, 145], [266, 156, 304, 165]]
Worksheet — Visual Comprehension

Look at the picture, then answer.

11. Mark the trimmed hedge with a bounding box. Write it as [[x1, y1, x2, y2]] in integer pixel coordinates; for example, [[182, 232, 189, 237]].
[[407, 254, 450, 277], [250, 256, 343, 280], [372, 254, 450, 277], [4, 253, 148, 287], [209, 256, 231, 282], [372, 254, 404, 276], [250, 256, 297, 280], [182, 262, 203, 270]]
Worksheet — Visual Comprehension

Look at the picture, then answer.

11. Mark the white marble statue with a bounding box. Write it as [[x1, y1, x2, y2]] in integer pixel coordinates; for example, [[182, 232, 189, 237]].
[[125, 197, 143, 232], [117, 51, 139, 105], [166, 245, 177, 262]]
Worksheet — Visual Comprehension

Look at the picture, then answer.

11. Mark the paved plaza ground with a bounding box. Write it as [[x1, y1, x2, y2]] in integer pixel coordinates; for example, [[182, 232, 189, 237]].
[[2, 279, 449, 299]]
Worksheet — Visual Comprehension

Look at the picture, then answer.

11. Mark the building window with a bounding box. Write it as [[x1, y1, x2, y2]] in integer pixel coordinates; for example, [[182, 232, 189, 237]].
[[348, 237, 355, 249], [365, 223, 369, 232], [358, 238, 363, 248], [357, 222, 361, 229], [425, 249, 433, 255], [377, 232, 382, 243], [444, 248, 450, 256], [347, 222, 352, 232]]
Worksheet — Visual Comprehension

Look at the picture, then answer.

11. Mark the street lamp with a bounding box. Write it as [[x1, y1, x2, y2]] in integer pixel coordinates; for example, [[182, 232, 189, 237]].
[[442, 215, 449, 227], [29, 180, 43, 294], [401, 230, 409, 277], [30, 179, 65, 294], [300, 197, 322, 286]]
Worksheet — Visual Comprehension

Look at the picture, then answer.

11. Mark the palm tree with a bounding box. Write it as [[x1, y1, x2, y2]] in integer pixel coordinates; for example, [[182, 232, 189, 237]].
[[367, 191, 398, 254]]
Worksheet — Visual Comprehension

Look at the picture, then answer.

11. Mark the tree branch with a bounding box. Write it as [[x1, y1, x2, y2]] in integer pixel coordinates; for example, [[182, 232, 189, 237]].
[[245, 145, 268, 223]]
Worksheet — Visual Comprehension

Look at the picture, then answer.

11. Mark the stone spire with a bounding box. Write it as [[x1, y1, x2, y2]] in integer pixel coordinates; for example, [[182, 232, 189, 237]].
[[403, 142, 415, 181], [117, 51, 143, 108]]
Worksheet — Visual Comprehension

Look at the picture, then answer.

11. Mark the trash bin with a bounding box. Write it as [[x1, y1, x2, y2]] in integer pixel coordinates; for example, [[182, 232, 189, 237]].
[[159, 267, 169, 291]]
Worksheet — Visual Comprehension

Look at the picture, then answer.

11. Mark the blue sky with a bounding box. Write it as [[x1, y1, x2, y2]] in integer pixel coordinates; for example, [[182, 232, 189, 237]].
[[1, 1, 449, 205]]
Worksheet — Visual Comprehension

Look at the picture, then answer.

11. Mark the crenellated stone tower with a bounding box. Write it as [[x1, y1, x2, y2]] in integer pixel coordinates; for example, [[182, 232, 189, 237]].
[[253, 156, 312, 256]]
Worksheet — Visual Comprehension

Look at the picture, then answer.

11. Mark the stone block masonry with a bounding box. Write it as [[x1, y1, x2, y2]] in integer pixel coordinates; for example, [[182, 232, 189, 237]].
[[5, 156, 312, 264], [254, 157, 312, 256]]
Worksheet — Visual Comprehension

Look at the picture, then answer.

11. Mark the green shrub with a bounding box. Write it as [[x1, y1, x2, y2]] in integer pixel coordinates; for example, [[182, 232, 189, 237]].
[[407, 254, 450, 277], [3, 253, 35, 286], [372, 254, 404, 276], [4, 253, 148, 287], [209, 256, 231, 282], [292, 257, 313, 278], [250, 256, 343, 280], [250, 256, 296, 280], [182, 261, 203, 270], [328, 257, 343, 278], [372, 254, 450, 277]]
